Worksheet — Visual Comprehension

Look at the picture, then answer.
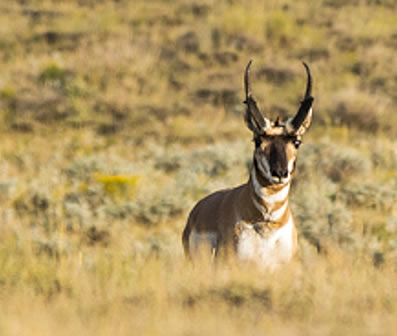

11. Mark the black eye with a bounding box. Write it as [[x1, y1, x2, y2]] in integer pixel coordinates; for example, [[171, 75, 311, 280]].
[[293, 139, 301, 148]]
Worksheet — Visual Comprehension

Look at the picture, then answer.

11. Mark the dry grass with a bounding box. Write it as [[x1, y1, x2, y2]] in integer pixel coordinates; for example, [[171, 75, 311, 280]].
[[1, 235, 397, 335], [0, 0, 397, 335], [0, 128, 396, 335]]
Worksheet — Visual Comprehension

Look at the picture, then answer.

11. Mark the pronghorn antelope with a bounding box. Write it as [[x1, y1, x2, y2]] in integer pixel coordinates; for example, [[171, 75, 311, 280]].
[[182, 60, 314, 269]]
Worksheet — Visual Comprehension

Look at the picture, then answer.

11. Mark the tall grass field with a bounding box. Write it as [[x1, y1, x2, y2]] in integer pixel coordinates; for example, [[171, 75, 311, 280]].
[[0, 0, 397, 335]]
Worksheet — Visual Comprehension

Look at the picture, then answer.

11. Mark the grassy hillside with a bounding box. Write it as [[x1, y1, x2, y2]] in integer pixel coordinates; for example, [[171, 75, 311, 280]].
[[0, 0, 397, 335]]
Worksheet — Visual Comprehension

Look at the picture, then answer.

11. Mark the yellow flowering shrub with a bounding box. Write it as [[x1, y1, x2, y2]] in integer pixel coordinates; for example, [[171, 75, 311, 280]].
[[94, 173, 140, 199]]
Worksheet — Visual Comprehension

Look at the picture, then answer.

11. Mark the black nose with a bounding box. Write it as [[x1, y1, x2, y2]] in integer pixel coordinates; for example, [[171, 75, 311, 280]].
[[269, 140, 289, 181], [271, 168, 288, 179]]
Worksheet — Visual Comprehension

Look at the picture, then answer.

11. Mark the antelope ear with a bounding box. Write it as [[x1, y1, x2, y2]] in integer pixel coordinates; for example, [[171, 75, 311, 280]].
[[298, 105, 313, 135], [244, 103, 259, 133], [244, 95, 270, 135], [244, 60, 270, 135], [286, 103, 313, 136]]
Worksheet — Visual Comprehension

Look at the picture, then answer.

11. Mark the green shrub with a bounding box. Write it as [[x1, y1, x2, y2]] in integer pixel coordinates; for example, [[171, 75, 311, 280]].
[[39, 63, 69, 89]]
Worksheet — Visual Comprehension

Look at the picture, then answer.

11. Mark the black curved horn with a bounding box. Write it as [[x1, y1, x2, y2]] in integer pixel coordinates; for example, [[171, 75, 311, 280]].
[[244, 59, 253, 99], [302, 62, 312, 99], [244, 60, 268, 134], [291, 62, 314, 131]]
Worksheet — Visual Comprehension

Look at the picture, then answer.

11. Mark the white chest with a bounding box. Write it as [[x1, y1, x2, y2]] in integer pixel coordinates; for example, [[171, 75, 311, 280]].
[[237, 217, 295, 270]]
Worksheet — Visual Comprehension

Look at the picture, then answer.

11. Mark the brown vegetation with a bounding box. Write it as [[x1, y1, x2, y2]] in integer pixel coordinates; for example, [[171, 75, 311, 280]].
[[0, 0, 397, 334]]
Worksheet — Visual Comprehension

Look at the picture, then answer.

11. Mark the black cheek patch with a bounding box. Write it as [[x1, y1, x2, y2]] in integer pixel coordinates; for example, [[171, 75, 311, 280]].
[[254, 136, 262, 148], [290, 160, 297, 174]]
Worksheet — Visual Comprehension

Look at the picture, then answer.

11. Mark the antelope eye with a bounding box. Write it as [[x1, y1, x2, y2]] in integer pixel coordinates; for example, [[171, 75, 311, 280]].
[[293, 139, 301, 148]]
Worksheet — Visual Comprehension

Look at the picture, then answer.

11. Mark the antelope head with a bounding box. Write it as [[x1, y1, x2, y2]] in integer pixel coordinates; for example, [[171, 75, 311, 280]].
[[244, 60, 314, 185]]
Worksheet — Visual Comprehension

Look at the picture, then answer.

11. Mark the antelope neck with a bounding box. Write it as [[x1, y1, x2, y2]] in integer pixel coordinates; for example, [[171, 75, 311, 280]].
[[250, 165, 290, 224]]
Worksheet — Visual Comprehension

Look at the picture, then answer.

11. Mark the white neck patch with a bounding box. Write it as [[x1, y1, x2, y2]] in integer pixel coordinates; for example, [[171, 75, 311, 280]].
[[251, 168, 291, 222], [251, 168, 290, 203]]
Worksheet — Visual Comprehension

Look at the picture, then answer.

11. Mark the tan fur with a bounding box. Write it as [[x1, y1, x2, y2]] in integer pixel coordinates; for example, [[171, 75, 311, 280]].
[[182, 170, 296, 262], [182, 60, 313, 268], [181, 119, 310, 267]]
